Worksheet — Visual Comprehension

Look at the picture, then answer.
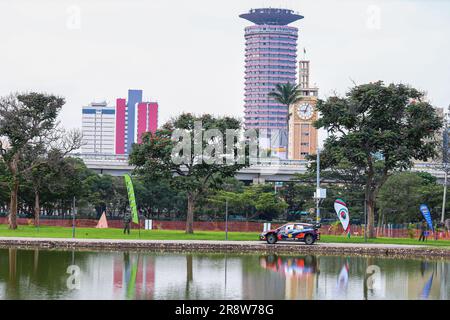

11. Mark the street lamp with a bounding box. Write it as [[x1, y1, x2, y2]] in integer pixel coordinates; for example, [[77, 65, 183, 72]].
[[441, 106, 450, 224], [316, 148, 321, 223], [315, 148, 326, 224]]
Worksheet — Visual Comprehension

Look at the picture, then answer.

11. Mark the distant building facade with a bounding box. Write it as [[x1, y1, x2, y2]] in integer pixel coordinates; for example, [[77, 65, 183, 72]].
[[288, 60, 319, 160], [82, 89, 159, 156], [82, 102, 116, 154], [137, 102, 158, 144], [240, 8, 304, 158], [125, 90, 143, 154]]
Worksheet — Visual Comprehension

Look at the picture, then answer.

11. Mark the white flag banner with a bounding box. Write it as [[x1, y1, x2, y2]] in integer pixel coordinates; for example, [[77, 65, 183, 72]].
[[334, 199, 350, 232]]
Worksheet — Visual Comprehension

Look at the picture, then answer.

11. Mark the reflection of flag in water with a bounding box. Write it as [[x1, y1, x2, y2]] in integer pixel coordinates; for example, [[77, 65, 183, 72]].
[[127, 256, 139, 300], [113, 254, 155, 300], [419, 273, 434, 300], [337, 262, 349, 290]]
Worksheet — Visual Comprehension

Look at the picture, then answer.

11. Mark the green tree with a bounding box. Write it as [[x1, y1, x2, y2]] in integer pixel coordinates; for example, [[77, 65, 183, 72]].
[[314, 82, 442, 237], [134, 177, 186, 219], [208, 184, 287, 221], [378, 172, 426, 224], [268, 82, 303, 154], [268, 82, 302, 119], [130, 113, 249, 233], [21, 131, 82, 226], [286, 170, 365, 223], [378, 172, 448, 224], [83, 174, 115, 218], [0, 93, 65, 229], [0, 159, 9, 214]]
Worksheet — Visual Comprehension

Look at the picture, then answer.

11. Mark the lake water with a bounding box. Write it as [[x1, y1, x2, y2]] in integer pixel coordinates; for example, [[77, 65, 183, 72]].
[[0, 248, 449, 300]]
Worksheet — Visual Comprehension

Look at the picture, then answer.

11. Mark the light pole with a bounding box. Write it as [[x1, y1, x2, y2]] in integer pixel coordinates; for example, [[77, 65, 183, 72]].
[[364, 199, 368, 243], [441, 108, 450, 224], [72, 197, 76, 239], [442, 167, 448, 224], [316, 148, 321, 224], [225, 198, 229, 241]]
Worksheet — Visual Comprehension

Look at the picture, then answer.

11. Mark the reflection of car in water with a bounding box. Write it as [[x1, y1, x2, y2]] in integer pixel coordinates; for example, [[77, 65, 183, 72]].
[[260, 255, 319, 277], [259, 223, 321, 245]]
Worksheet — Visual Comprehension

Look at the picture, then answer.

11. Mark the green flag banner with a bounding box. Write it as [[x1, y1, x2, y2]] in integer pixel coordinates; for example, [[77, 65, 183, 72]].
[[126, 256, 139, 300], [124, 174, 139, 224]]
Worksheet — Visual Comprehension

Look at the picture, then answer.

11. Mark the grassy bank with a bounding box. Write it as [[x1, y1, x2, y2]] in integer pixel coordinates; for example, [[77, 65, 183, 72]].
[[0, 225, 258, 241], [320, 234, 450, 248], [0, 225, 449, 248]]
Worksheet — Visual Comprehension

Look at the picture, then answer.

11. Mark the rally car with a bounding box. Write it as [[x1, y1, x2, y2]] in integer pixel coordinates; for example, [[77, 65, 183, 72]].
[[259, 223, 321, 245]]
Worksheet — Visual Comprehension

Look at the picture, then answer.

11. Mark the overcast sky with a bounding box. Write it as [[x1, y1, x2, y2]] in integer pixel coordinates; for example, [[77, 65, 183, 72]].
[[1, 0, 449, 137]]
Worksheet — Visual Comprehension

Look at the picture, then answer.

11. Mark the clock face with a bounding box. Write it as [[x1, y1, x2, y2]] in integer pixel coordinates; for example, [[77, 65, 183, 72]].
[[297, 103, 314, 120]]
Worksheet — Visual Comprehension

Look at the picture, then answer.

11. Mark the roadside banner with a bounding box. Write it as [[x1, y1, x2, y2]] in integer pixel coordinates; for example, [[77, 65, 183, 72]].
[[334, 199, 350, 237], [124, 174, 139, 225], [419, 204, 434, 231]]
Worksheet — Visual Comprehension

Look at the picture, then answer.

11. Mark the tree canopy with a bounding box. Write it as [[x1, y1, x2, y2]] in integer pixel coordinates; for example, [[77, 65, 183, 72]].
[[130, 113, 250, 233], [314, 81, 443, 237]]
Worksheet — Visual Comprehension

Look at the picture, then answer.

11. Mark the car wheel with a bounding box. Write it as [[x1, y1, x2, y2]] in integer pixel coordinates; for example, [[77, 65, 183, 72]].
[[266, 233, 277, 245], [304, 234, 315, 245]]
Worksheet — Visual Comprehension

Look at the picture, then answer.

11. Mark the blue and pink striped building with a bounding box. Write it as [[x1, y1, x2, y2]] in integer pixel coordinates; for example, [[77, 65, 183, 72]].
[[82, 89, 158, 156]]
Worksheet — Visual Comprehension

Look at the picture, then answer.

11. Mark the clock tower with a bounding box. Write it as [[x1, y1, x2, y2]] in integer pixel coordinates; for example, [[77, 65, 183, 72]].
[[288, 60, 319, 160]]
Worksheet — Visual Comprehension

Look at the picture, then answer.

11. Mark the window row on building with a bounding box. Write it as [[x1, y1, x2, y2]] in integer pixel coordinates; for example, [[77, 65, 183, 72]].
[[246, 47, 297, 53]]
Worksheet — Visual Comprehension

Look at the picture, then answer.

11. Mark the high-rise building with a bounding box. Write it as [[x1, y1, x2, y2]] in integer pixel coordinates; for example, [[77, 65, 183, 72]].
[[240, 8, 304, 157], [137, 102, 159, 143], [114, 89, 158, 155], [115, 98, 127, 155], [82, 89, 159, 156], [81, 102, 116, 154], [288, 60, 319, 160], [126, 89, 143, 153]]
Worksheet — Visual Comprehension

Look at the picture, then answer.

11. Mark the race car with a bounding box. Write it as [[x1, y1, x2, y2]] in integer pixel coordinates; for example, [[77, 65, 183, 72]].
[[259, 222, 321, 245]]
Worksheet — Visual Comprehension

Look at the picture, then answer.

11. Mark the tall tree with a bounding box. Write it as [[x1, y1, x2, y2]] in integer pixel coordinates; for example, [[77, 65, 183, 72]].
[[130, 113, 249, 234], [22, 130, 82, 226], [0, 93, 65, 229], [314, 81, 442, 238], [268, 82, 303, 156], [208, 184, 288, 221]]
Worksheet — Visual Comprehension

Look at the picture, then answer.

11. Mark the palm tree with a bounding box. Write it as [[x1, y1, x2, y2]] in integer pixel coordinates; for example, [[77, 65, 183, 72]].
[[268, 82, 303, 158]]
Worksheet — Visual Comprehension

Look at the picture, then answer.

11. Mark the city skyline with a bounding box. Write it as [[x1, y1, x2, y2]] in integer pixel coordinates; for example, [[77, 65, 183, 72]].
[[1, 0, 449, 148]]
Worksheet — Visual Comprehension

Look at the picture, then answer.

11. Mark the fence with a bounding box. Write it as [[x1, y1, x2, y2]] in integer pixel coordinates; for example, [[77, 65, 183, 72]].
[[322, 224, 450, 240], [1, 217, 449, 240]]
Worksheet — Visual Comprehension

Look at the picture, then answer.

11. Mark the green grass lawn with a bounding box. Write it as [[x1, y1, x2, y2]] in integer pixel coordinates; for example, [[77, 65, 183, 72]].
[[320, 234, 450, 248], [0, 224, 449, 248], [0, 224, 258, 241]]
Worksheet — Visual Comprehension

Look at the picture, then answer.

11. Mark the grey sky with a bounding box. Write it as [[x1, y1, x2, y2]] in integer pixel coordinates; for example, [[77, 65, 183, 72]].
[[1, 0, 449, 139]]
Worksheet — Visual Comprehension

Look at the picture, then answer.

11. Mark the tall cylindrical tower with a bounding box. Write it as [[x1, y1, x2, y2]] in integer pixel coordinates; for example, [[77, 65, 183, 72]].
[[240, 8, 303, 156]]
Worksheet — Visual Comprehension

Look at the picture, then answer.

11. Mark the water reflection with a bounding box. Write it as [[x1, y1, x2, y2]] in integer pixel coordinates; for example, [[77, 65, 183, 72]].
[[0, 248, 449, 300], [258, 255, 319, 299]]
